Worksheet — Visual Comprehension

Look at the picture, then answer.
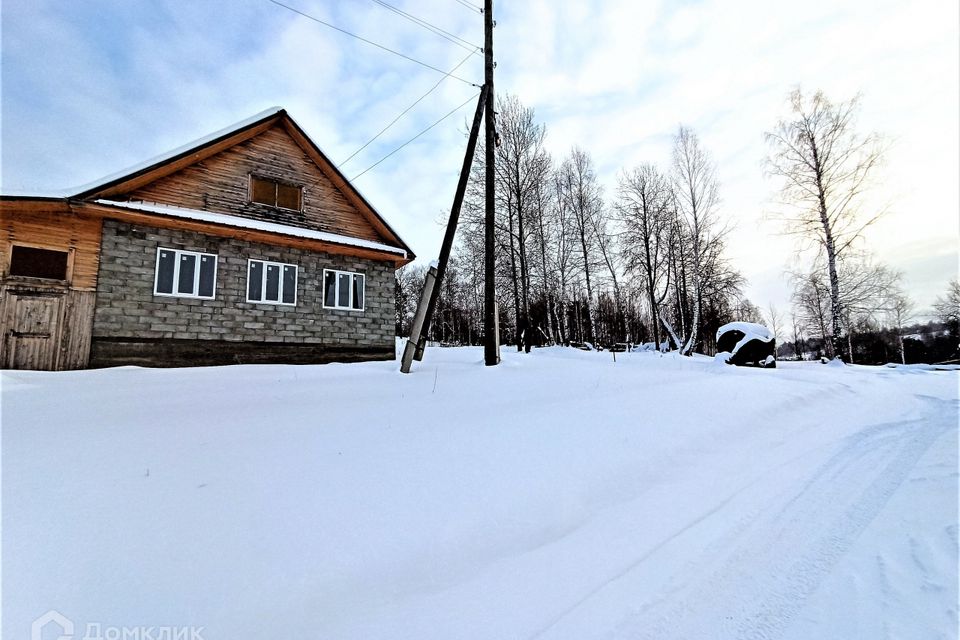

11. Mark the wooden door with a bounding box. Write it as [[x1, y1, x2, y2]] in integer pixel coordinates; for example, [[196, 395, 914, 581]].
[[2, 290, 64, 370]]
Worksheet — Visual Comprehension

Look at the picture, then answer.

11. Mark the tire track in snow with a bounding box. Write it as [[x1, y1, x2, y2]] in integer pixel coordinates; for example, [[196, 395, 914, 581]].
[[616, 395, 956, 640]]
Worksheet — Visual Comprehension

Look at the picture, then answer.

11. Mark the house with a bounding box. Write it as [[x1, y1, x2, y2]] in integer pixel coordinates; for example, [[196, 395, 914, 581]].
[[0, 107, 414, 370]]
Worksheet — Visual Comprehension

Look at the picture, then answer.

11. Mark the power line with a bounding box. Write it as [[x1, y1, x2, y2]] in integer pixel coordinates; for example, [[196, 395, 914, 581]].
[[369, 0, 480, 55], [341, 51, 475, 166], [351, 92, 481, 181], [266, 0, 478, 86], [453, 0, 482, 12]]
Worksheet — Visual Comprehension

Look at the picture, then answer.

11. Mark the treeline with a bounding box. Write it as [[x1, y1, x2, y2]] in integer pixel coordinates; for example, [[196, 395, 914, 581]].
[[397, 93, 749, 354], [777, 278, 960, 364], [396, 90, 960, 366]]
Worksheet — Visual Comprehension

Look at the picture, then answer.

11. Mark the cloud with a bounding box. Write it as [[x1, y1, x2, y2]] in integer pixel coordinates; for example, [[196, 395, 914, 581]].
[[1, 0, 956, 311]]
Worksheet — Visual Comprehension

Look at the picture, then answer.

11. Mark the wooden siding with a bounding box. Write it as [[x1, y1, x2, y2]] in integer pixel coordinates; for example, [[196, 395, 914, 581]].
[[0, 285, 96, 370], [127, 124, 385, 243], [0, 204, 101, 369], [58, 290, 96, 369], [0, 203, 103, 290]]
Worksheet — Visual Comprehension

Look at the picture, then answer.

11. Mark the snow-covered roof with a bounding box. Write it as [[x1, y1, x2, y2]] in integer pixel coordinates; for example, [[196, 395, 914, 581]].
[[94, 199, 407, 257], [1, 108, 286, 199], [2, 107, 414, 259], [74, 108, 286, 197]]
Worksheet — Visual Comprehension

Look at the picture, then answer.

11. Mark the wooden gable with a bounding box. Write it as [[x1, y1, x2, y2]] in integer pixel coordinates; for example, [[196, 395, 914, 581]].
[[124, 123, 385, 242], [74, 109, 414, 260]]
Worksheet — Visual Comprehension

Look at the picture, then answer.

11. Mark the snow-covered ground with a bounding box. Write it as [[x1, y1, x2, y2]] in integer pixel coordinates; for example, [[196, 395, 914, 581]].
[[3, 347, 958, 639]]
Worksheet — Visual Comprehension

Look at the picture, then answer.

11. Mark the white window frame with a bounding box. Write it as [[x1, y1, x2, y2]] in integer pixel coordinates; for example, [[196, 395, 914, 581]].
[[153, 247, 218, 300], [246, 259, 298, 306], [322, 268, 365, 312]]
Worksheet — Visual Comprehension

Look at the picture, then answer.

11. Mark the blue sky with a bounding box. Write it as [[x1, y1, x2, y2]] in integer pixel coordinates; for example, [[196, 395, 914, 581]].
[[2, 0, 957, 314]]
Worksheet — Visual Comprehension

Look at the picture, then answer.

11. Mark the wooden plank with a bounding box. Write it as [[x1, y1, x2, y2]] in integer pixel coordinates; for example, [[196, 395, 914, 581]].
[[281, 120, 412, 256], [58, 290, 96, 370], [126, 125, 388, 243], [1, 288, 63, 370], [0, 206, 102, 289]]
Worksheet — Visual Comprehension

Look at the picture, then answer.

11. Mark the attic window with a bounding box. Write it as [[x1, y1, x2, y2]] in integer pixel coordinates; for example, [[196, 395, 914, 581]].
[[9, 245, 69, 280], [250, 175, 302, 211]]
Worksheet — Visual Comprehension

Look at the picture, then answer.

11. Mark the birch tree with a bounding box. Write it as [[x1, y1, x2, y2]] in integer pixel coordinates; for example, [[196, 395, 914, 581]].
[[766, 89, 885, 358], [617, 164, 673, 348], [672, 126, 720, 355], [557, 147, 603, 344]]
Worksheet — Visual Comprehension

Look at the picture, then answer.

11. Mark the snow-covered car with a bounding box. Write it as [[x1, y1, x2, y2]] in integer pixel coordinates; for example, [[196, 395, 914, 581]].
[[716, 322, 776, 368]]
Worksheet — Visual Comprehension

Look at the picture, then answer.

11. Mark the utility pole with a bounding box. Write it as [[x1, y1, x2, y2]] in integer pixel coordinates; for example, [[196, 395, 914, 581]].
[[401, 87, 488, 373], [483, 0, 500, 366]]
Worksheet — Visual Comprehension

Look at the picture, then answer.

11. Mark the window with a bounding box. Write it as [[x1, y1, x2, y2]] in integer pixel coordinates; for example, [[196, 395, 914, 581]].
[[249, 175, 302, 211], [9, 245, 69, 280], [247, 259, 297, 305], [154, 248, 217, 299], [323, 269, 364, 311]]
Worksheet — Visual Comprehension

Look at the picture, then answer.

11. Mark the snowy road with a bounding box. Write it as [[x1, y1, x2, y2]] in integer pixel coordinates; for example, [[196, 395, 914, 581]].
[[543, 395, 956, 640], [3, 347, 958, 639]]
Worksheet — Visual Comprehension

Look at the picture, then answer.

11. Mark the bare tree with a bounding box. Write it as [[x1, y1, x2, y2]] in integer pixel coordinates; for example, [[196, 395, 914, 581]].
[[792, 269, 832, 354], [494, 94, 551, 352], [395, 263, 426, 337], [588, 207, 623, 342], [766, 303, 783, 359], [766, 89, 886, 358], [933, 279, 960, 326], [672, 126, 721, 355], [617, 164, 673, 348], [557, 147, 603, 344], [885, 288, 914, 364], [933, 279, 960, 355], [789, 312, 805, 360]]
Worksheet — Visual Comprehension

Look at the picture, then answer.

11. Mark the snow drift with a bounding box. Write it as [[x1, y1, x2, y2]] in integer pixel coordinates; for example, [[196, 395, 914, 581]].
[[3, 346, 957, 639]]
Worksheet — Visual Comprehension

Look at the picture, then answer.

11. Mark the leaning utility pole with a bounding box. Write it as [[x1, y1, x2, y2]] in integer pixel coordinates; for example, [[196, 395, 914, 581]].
[[400, 87, 488, 374], [483, 0, 500, 366]]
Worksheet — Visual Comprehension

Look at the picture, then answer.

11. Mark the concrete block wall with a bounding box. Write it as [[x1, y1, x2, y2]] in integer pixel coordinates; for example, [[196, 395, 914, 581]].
[[92, 220, 396, 349]]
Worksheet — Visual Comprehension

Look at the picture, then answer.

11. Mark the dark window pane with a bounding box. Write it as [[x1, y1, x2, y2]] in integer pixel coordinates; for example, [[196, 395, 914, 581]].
[[282, 266, 297, 304], [156, 249, 176, 294], [9, 246, 69, 280], [276, 183, 301, 210], [248, 261, 263, 301], [265, 264, 280, 301], [177, 253, 197, 294], [337, 273, 351, 308], [251, 176, 275, 206], [324, 271, 336, 307], [198, 255, 216, 297], [352, 274, 364, 309]]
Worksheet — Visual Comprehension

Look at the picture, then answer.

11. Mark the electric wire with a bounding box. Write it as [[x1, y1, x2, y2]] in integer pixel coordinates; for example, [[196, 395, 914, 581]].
[[266, 0, 478, 86], [340, 51, 475, 166], [453, 0, 482, 12], [351, 92, 480, 180], [369, 0, 480, 54]]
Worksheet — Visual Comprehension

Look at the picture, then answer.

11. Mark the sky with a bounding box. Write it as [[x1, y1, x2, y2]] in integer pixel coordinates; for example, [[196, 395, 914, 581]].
[[1, 0, 957, 317]]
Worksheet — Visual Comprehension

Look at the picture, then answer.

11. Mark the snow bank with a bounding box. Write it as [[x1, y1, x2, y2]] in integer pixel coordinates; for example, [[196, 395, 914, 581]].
[[3, 349, 957, 639]]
